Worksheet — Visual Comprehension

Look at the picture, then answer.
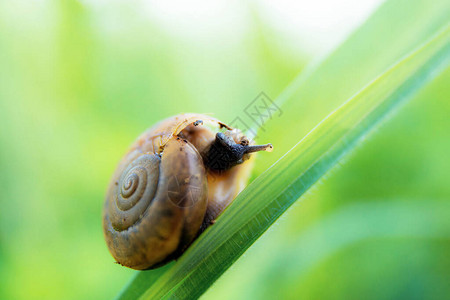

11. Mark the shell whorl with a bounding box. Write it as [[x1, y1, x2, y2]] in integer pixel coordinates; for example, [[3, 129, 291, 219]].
[[110, 154, 160, 231], [103, 137, 210, 270]]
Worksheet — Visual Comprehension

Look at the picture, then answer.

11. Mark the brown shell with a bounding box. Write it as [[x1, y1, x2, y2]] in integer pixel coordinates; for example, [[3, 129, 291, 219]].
[[103, 114, 255, 270]]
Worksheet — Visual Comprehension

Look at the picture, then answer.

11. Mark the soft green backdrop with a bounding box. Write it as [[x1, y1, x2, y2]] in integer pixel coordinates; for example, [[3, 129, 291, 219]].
[[0, 0, 448, 299]]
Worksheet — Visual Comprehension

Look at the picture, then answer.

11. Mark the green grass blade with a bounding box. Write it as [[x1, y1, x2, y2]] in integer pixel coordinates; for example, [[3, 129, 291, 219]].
[[116, 0, 450, 298], [255, 0, 450, 175], [210, 199, 450, 299], [115, 263, 172, 300], [139, 24, 450, 300]]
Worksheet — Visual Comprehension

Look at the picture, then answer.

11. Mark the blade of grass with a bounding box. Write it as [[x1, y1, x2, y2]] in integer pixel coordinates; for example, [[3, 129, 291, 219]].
[[114, 263, 173, 300], [117, 0, 450, 297], [208, 199, 450, 299], [254, 0, 450, 175], [139, 24, 450, 299]]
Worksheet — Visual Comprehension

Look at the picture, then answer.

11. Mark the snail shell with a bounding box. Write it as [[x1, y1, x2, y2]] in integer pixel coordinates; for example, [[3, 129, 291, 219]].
[[103, 114, 272, 270]]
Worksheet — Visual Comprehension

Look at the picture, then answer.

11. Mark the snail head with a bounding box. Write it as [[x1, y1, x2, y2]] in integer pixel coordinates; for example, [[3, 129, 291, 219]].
[[205, 130, 273, 171]]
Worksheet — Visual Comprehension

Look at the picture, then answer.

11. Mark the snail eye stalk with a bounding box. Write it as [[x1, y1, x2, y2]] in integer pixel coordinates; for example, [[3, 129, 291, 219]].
[[205, 132, 273, 171]]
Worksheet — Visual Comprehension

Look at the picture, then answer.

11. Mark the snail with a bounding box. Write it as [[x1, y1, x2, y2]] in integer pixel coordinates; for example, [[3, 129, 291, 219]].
[[103, 113, 273, 270]]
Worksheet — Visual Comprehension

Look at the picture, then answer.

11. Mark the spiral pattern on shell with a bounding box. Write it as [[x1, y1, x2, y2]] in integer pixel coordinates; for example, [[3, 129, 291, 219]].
[[109, 153, 160, 231]]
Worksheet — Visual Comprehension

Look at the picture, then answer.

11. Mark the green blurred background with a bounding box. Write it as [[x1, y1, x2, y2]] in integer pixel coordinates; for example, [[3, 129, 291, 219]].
[[0, 0, 449, 299]]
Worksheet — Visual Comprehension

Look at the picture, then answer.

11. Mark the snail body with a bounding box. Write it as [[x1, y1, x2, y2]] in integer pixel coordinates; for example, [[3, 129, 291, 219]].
[[103, 114, 272, 270]]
